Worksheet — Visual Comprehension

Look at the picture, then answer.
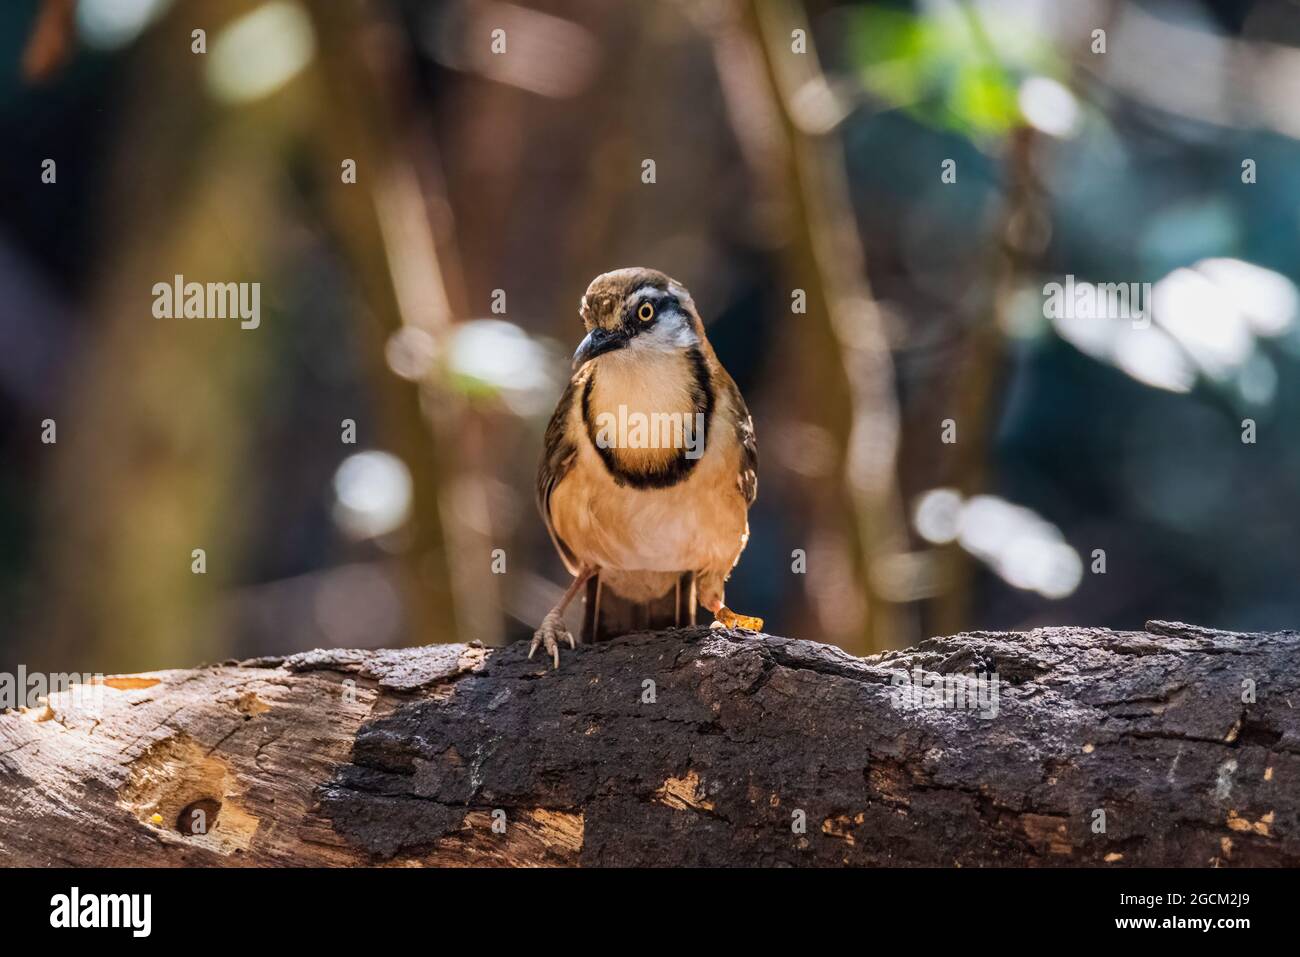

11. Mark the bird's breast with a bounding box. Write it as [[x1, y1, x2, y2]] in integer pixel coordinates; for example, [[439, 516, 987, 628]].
[[551, 352, 748, 575], [581, 348, 710, 483], [550, 450, 747, 574]]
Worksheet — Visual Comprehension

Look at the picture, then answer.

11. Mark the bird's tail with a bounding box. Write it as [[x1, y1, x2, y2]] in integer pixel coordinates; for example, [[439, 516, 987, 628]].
[[581, 572, 696, 643]]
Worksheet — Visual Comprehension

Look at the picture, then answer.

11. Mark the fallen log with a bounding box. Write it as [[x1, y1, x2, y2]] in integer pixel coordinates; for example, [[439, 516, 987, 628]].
[[0, 621, 1295, 866]]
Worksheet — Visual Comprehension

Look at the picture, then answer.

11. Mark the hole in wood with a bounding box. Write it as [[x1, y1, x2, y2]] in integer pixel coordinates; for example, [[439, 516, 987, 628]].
[[177, 798, 222, 836]]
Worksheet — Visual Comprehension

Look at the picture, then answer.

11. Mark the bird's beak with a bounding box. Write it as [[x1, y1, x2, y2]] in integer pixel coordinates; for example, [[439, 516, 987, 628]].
[[572, 327, 628, 369]]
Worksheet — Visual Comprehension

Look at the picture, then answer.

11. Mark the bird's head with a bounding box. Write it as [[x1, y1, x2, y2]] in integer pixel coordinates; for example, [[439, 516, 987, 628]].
[[572, 267, 704, 369]]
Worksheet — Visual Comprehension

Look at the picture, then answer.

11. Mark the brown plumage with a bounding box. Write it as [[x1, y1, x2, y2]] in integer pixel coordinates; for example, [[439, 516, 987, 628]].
[[531, 267, 760, 667]]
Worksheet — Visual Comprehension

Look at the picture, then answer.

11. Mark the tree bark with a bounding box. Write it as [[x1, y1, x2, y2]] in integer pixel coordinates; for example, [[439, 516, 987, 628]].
[[1, 621, 1295, 866]]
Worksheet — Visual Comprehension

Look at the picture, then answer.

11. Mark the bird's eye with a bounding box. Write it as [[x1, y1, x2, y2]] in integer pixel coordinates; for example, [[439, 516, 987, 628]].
[[637, 302, 655, 322]]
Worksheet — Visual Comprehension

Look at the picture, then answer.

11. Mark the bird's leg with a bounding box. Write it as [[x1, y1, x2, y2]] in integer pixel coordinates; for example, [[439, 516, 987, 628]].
[[530, 567, 595, 669], [699, 577, 763, 632]]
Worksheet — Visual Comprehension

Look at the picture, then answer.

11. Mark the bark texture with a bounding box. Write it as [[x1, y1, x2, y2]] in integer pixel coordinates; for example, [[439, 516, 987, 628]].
[[1, 621, 1295, 866]]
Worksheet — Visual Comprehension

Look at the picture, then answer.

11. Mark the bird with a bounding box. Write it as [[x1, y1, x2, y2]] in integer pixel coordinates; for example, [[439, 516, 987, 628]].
[[532, 266, 761, 668]]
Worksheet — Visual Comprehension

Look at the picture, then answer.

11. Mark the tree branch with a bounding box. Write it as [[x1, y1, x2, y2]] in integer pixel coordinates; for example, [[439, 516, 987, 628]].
[[1, 622, 1295, 866]]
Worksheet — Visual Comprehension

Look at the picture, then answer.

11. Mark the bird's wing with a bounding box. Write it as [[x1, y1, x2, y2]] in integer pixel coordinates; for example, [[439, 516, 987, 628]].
[[720, 369, 758, 507], [536, 370, 583, 575]]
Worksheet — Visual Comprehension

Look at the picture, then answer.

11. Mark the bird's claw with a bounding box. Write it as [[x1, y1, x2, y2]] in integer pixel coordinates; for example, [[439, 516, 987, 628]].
[[529, 611, 576, 669], [711, 605, 764, 632]]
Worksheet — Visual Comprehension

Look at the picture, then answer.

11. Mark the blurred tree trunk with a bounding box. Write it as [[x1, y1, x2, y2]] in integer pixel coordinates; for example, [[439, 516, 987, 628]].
[[929, 1, 1068, 635], [31, 0, 481, 671], [931, 123, 1044, 636], [33, 0, 293, 672], [306, 0, 496, 647], [739, 0, 917, 653]]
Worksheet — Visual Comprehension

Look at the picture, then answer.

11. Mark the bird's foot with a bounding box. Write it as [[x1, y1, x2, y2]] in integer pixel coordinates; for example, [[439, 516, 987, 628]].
[[710, 605, 764, 632], [528, 610, 576, 669]]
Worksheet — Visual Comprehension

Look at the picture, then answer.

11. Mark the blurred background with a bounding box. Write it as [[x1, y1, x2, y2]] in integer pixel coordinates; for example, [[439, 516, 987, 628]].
[[3, 0, 1299, 674]]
